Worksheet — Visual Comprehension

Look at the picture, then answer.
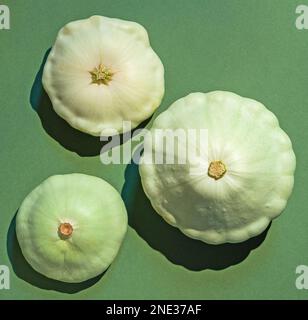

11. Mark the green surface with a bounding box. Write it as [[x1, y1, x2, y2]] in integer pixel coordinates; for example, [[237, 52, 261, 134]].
[[0, 0, 307, 300]]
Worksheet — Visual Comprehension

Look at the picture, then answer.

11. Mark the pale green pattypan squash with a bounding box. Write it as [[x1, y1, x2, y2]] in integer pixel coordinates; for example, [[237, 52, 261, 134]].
[[43, 15, 164, 136], [139, 91, 296, 244], [16, 174, 127, 283]]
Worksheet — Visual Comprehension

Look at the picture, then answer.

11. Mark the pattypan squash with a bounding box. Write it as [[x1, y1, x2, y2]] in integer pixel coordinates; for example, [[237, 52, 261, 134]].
[[139, 91, 296, 244], [16, 174, 127, 283], [43, 15, 164, 136]]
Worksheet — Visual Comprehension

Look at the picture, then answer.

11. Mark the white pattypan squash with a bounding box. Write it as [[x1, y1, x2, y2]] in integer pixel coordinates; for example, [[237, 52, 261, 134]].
[[139, 91, 296, 244], [42, 15, 164, 136], [16, 174, 127, 283]]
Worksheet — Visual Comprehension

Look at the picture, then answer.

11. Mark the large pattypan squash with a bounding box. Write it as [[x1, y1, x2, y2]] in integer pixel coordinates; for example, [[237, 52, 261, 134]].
[[43, 15, 164, 136], [139, 91, 296, 244], [16, 174, 127, 283]]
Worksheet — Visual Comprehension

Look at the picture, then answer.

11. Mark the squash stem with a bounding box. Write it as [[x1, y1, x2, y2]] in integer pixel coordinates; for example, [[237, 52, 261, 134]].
[[90, 64, 113, 85], [208, 160, 227, 180], [58, 222, 73, 239]]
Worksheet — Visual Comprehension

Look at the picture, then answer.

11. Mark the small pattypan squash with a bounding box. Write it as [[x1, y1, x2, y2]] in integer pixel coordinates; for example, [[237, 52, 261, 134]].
[[43, 15, 164, 136], [139, 91, 296, 244], [16, 174, 127, 283]]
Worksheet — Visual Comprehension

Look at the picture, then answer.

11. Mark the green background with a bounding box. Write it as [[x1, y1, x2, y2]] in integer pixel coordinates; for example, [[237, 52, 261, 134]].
[[0, 0, 307, 300]]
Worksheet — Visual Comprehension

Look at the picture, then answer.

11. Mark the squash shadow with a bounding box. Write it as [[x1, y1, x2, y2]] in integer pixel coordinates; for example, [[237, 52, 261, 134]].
[[30, 48, 151, 157], [121, 161, 271, 271], [7, 211, 104, 293]]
